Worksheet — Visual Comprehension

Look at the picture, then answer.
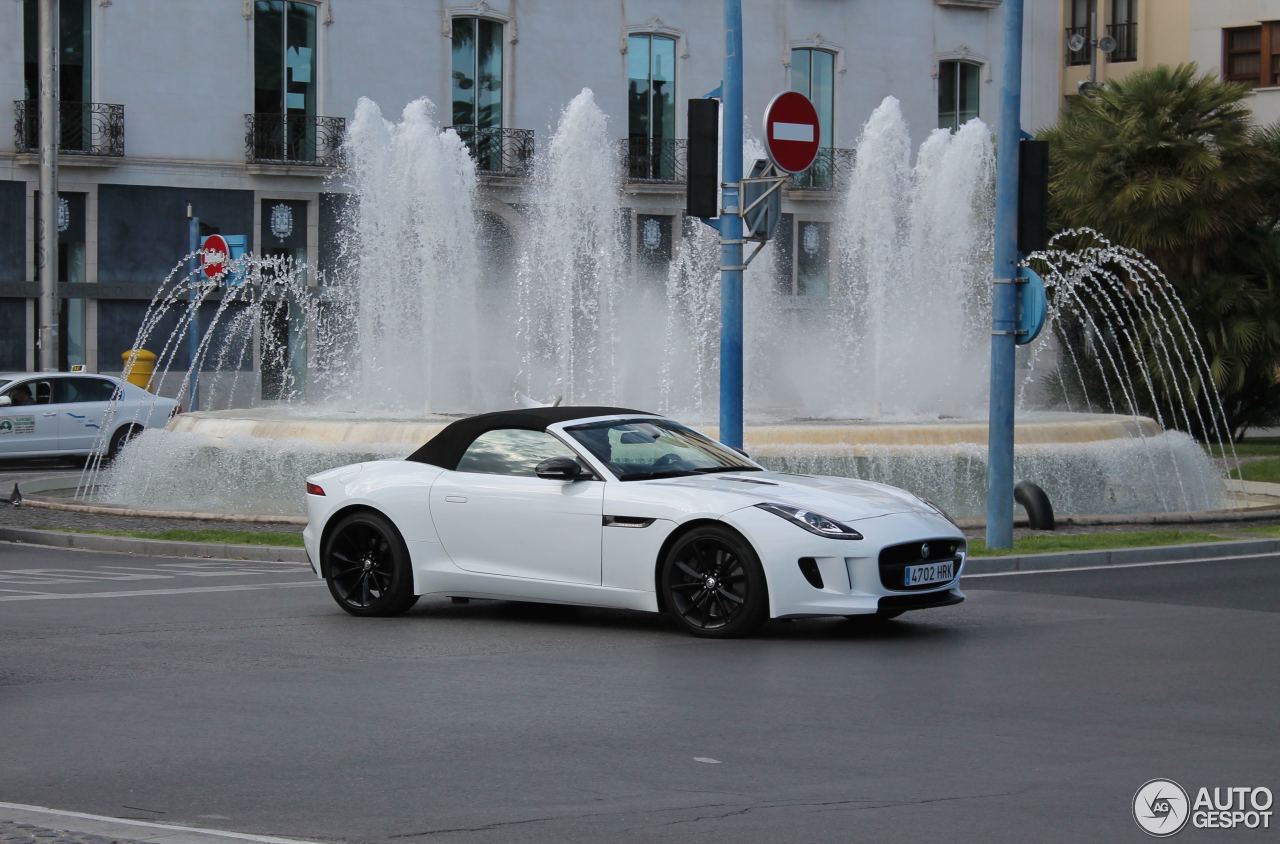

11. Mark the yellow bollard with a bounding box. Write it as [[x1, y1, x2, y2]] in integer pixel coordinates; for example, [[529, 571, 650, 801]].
[[122, 349, 157, 392]]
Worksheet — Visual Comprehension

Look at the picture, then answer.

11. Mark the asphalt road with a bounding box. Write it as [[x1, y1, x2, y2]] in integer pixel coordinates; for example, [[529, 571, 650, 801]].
[[0, 542, 1276, 843]]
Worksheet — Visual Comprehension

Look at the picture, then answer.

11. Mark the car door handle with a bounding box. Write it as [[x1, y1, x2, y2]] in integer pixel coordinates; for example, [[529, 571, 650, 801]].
[[444, 495, 468, 503], [41, 412, 56, 417]]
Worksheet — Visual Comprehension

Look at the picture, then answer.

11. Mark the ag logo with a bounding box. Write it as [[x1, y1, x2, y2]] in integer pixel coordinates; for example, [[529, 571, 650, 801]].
[[1134, 779, 1190, 836], [0, 420, 12, 433]]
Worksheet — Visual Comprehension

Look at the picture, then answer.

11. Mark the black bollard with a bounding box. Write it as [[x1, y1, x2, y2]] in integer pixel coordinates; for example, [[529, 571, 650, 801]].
[[1014, 481, 1054, 531]]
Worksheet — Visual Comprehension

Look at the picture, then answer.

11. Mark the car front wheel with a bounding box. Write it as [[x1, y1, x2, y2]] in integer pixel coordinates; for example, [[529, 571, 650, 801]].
[[323, 511, 418, 617], [661, 525, 768, 638]]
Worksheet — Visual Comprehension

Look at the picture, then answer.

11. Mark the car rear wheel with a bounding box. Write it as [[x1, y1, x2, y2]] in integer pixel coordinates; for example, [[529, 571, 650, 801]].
[[323, 511, 418, 617], [106, 424, 142, 460], [661, 525, 768, 638]]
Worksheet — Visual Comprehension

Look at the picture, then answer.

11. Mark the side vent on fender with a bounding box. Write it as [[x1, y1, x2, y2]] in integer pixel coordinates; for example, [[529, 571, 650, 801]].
[[603, 515, 656, 528]]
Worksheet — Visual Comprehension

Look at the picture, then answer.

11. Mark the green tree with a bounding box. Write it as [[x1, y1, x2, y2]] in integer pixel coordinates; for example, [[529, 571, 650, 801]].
[[1040, 63, 1276, 275], [1039, 64, 1280, 439]]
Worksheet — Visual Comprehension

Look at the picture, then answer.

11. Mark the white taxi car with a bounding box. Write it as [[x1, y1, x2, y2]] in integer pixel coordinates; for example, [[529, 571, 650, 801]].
[[0, 371, 180, 460]]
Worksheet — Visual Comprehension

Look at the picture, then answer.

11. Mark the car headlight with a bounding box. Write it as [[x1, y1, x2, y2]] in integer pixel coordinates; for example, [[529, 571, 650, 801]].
[[755, 503, 863, 540], [918, 495, 959, 527]]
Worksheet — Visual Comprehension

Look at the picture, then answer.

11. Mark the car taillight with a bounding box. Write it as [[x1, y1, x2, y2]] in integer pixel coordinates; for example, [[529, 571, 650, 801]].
[[306, 482, 325, 496]]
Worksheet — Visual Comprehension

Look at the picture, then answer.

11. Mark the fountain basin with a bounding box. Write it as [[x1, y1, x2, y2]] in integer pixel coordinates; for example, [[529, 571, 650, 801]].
[[85, 408, 1228, 520]]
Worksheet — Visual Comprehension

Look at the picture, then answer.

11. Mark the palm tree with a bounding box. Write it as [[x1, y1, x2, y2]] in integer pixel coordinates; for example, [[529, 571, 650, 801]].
[[1040, 64, 1276, 275]]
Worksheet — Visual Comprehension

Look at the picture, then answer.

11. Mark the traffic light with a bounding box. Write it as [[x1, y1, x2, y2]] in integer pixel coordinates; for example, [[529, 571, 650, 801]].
[[1018, 139, 1049, 254], [686, 98, 720, 219]]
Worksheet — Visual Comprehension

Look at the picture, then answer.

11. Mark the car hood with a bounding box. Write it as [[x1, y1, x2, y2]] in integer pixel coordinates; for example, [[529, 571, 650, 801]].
[[649, 471, 937, 522]]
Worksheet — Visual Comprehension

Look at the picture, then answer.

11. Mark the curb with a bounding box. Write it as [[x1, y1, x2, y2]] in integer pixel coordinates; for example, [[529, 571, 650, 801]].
[[964, 537, 1280, 575], [4, 526, 1276, 574], [0, 526, 309, 563]]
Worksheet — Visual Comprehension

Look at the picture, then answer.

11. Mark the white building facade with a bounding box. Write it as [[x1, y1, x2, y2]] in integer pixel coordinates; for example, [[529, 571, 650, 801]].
[[0, 0, 1061, 387]]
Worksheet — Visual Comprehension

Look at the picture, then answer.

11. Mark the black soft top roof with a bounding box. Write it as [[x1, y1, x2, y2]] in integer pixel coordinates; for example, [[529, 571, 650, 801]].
[[406, 406, 653, 469]]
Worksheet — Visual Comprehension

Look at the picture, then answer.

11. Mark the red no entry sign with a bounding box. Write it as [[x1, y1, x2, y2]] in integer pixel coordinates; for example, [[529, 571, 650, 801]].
[[763, 91, 821, 174], [201, 234, 229, 279]]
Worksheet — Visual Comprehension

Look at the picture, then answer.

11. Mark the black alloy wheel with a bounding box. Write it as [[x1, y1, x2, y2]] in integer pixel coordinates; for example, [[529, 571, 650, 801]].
[[323, 511, 418, 617], [661, 525, 768, 638]]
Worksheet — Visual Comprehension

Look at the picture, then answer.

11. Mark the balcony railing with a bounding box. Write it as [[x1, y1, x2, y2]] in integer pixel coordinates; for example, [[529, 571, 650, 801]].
[[1106, 21, 1137, 62], [245, 113, 345, 166], [449, 125, 535, 177], [790, 147, 855, 191], [1065, 25, 1090, 66], [14, 100, 125, 156], [620, 137, 686, 183]]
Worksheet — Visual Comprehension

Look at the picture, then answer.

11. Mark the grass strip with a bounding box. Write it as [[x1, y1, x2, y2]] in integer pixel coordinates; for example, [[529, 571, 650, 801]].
[[1209, 439, 1280, 458], [35, 526, 304, 548], [1231, 457, 1280, 483], [968, 529, 1224, 557]]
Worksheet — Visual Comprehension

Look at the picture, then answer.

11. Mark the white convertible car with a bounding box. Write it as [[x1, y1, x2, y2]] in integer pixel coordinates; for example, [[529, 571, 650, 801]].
[[303, 407, 966, 637]]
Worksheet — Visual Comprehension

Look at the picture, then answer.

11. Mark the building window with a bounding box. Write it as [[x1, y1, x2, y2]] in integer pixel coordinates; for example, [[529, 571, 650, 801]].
[[452, 17, 504, 171], [938, 60, 980, 131], [452, 17, 503, 130], [1066, 0, 1094, 66], [790, 48, 835, 149], [1223, 24, 1280, 88], [254, 1, 317, 160], [627, 34, 677, 180], [1107, 0, 1137, 62], [23, 0, 92, 151]]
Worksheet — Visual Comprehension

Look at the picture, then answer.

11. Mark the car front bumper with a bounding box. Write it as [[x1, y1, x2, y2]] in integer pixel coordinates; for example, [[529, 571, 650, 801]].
[[723, 506, 967, 618]]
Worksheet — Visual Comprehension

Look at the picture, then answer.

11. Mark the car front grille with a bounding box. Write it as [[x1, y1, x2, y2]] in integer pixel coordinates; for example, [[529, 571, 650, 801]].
[[878, 538, 965, 591]]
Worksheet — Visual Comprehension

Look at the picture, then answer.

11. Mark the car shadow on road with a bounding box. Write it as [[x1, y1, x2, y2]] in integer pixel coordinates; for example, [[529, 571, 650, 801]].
[[396, 597, 962, 642]]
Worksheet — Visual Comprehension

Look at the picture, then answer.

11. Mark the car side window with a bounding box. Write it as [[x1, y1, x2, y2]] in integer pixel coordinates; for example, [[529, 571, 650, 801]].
[[29, 380, 53, 405], [54, 377, 118, 404], [456, 429, 579, 477]]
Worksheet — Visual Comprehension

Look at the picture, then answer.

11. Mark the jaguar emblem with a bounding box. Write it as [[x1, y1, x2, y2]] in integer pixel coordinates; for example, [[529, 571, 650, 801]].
[[920, 542, 931, 559]]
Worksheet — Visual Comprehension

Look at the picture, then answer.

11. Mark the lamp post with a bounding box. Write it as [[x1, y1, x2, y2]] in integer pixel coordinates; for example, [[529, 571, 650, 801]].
[[37, 0, 59, 372], [187, 202, 201, 412], [985, 0, 1025, 550], [719, 0, 744, 449]]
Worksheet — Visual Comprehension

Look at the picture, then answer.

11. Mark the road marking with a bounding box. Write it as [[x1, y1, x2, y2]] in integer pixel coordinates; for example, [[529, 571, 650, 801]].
[[693, 757, 722, 764], [964, 550, 1280, 580], [0, 800, 321, 844], [0, 561, 309, 585], [0, 581, 320, 601], [0, 587, 54, 595]]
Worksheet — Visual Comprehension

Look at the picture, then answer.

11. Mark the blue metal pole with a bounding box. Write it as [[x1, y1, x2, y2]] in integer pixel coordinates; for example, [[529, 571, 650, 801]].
[[985, 0, 1025, 549], [187, 208, 201, 412], [719, 0, 744, 449]]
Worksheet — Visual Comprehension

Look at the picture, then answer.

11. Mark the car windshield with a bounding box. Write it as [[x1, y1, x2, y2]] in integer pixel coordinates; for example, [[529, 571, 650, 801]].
[[564, 418, 760, 481]]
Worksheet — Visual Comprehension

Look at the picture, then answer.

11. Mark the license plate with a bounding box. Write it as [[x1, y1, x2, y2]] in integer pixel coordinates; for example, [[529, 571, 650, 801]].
[[904, 559, 955, 587]]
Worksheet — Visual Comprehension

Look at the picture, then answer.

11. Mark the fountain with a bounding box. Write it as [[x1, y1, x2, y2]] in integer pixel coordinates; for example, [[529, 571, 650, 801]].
[[57, 92, 1250, 520]]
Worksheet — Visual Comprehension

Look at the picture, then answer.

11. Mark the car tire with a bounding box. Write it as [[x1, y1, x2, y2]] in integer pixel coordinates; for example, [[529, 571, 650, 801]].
[[106, 424, 142, 460], [323, 510, 419, 617], [661, 525, 769, 638]]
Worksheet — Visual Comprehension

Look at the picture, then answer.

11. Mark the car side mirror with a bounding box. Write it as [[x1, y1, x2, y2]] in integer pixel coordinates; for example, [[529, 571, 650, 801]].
[[535, 456, 585, 481], [0, 396, 10, 407]]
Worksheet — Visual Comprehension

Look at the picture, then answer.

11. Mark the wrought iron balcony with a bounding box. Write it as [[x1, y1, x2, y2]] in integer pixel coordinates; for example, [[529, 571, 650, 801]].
[[245, 113, 345, 166], [14, 100, 125, 156], [620, 137, 686, 183], [1065, 25, 1091, 66], [1106, 21, 1137, 62], [448, 125, 535, 177], [790, 147, 855, 191]]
